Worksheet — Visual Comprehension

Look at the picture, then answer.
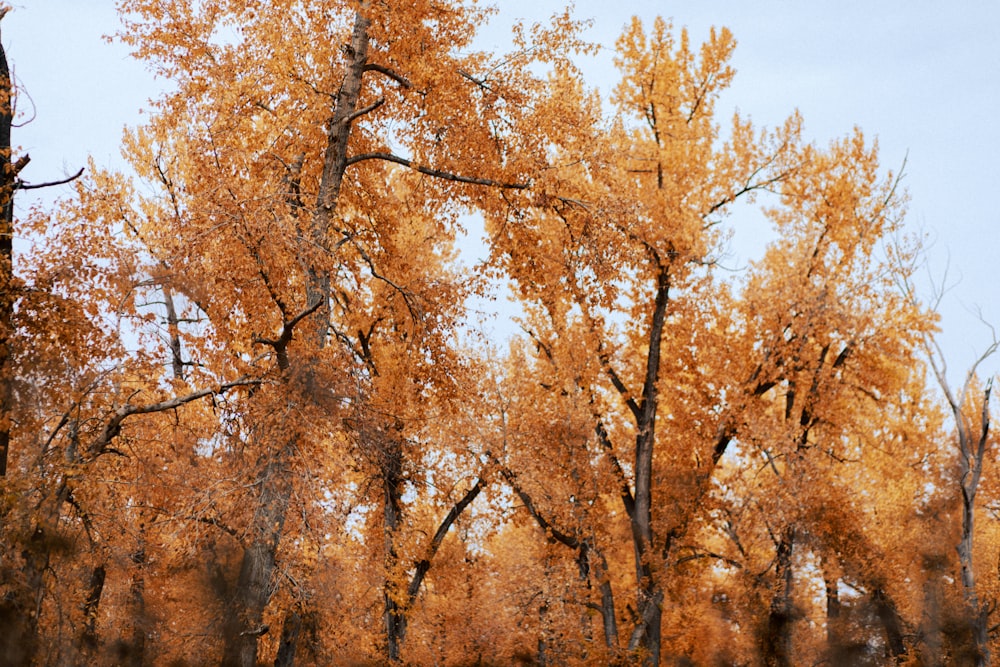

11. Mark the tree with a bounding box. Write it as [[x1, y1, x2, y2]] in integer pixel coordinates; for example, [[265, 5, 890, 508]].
[[86, 1, 588, 663], [487, 17, 932, 665], [924, 333, 997, 666], [1, 3, 991, 665]]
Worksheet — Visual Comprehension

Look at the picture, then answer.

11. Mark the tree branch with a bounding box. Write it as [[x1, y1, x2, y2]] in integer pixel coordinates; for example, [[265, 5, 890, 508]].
[[339, 97, 384, 127], [88, 376, 261, 457], [344, 152, 529, 189], [497, 464, 579, 549], [17, 167, 84, 191], [253, 298, 323, 371], [406, 476, 486, 606], [363, 63, 412, 88]]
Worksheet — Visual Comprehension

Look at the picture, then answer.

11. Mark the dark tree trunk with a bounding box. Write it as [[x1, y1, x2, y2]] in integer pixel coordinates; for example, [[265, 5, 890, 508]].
[[872, 587, 906, 661], [127, 544, 148, 667], [624, 268, 670, 667], [824, 572, 840, 649], [0, 16, 23, 664], [163, 285, 185, 381], [222, 446, 293, 667], [274, 611, 302, 667], [81, 564, 107, 650], [590, 543, 620, 653], [382, 434, 405, 663], [762, 527, 795, 667], [0, 6, 16, 480]]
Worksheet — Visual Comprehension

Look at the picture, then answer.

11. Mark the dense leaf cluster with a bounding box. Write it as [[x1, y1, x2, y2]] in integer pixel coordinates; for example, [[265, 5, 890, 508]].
[[0, 3, 996, 666]]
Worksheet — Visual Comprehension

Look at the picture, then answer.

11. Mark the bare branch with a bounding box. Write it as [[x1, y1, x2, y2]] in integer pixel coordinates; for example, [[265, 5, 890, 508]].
[[339, 97, 384, 128], [344, 152, 529, 189], [363, 63, 411, 88], [497, 463, 579, 549], [406, 476, 486, 606], [600, 354, 641, 421], [16, 167, 84, 191]]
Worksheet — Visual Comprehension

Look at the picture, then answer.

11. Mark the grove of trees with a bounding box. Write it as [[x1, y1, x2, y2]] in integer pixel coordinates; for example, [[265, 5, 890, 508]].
[[1, 2, 997, 666]]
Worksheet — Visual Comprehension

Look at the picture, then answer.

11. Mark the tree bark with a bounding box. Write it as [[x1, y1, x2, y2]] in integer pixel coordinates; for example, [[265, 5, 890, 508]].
[[957, 385, 993, 667], [590, 541, 620, 653], [81, 564, 107, 650], [762, 526, 795, 667], [163, 285, 185, 381], [307, 6, 372, 340], [382, 433, 405, 663], [871, 587, 906, 661], [926, 346, 994, 667], [920, 552, 946, 667], [623, 267, 670, 666], [0, 17, 25, 662], [273, 610, 302, 667], [222, 445, 294, 667], [823, 572, 840, 649], [127, 544, 148, 667], [0, 5, 16, 479]]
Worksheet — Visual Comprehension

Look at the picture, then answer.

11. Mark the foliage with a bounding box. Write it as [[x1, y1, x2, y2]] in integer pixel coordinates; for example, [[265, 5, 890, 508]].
[[0, 3, 997, 666]]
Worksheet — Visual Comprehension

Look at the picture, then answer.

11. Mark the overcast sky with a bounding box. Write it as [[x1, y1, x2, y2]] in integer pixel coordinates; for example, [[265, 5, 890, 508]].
[[6, 1, 1000, 384]]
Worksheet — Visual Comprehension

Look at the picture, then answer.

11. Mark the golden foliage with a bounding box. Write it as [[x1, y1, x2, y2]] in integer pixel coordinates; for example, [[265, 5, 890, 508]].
[[0, 4, 995, 666]]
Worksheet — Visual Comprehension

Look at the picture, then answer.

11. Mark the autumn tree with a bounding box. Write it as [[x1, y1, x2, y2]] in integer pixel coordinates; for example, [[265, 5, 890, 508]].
[[2, 4, 992, 666], [60, 0, 593, 664], [486, 16, 932, 666], [486, 17, 799, 664], [922, 330, 998, 665]]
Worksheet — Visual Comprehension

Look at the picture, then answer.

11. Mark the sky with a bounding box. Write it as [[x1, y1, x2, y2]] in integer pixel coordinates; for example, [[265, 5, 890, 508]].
[[6, 1, 1000, 386]]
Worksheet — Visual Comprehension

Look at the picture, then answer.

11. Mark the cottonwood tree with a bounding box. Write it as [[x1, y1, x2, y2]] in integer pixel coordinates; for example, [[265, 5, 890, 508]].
[[78, 0, 591, 664], [2, 3, 989, 665], [924, 333, 997, 666], [487, 17, 932, 665], [487, 17, 799, 665]]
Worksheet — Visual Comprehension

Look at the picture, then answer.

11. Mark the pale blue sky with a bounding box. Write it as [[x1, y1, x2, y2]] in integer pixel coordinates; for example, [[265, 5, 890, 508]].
[[7, 2, 999, 383]]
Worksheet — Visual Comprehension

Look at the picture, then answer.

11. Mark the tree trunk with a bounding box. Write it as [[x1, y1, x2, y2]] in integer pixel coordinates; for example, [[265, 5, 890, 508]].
[[221, 9, 373, 665], [823, 572, 840, 649], [762, 527, 795, 667], [222, 445, 293, 667], [589, 543, 620, 653], [274, 610, 302, 667], [307, 6, 371, 338], [81, 564, 107, 651], [382, 433, 405, 663], [624, 268, 669, 667], [958, 488, 990, 667], [928, 351, 993, 666], [871, 587, 906, 661], [163, 285, 185, 381], [952, 380, 993, 667], [126, 543, 148, 667], [920, 552, 945, 667], [0, 5, 16, 479]]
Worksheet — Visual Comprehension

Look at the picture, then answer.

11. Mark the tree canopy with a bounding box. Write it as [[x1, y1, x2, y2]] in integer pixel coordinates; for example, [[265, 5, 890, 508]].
[[0, 3, 997, 666]]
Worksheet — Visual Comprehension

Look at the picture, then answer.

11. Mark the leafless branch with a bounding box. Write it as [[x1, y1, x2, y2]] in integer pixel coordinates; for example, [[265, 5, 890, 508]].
[[405, 475, 487, 606], [345, 152, 529, 189], [339, 97, 384, 128], [17, 167, 84, 191], [363, 63, 412, 88]]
